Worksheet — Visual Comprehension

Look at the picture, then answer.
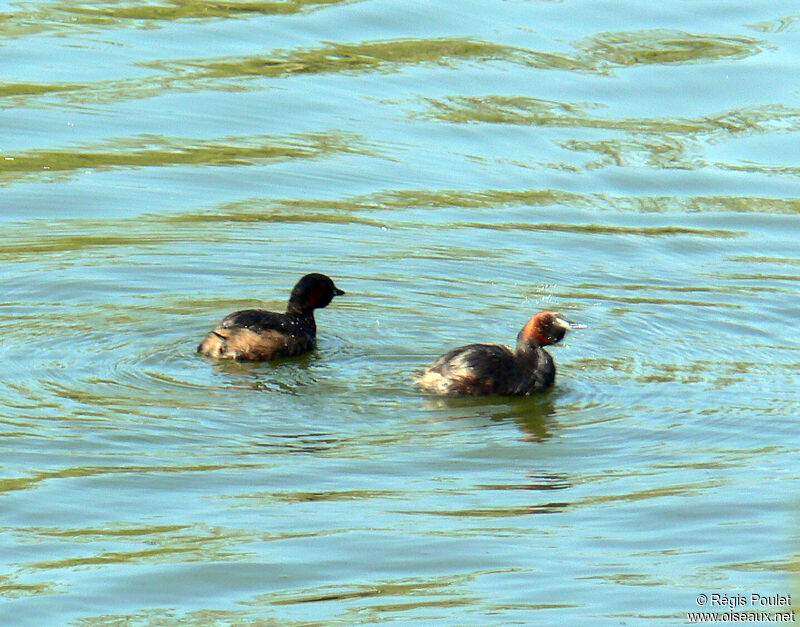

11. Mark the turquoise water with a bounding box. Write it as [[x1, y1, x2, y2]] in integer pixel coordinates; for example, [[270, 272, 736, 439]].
[[2, 0, 799, 624]]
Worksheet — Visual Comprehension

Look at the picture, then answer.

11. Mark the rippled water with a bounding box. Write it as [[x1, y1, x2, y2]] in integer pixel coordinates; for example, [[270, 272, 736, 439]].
[[2, 0, 799, 624]]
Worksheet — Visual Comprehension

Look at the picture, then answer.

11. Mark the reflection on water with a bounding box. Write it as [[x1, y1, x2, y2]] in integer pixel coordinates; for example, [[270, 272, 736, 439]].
[[424, 97, 800, 171], [0, 132, 371, 185], [422, 394, 557, 441], [2, 0, 800, 624], [747, 13, 800, 33], [575, 29, 764, 68], [0, 29, 766, 107], [0, 0, 359, 37]]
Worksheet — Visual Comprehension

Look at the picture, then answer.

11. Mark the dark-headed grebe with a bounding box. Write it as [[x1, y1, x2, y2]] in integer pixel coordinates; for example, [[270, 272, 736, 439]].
[[417, 311, 583, 395], [198, 273, 344, 361]]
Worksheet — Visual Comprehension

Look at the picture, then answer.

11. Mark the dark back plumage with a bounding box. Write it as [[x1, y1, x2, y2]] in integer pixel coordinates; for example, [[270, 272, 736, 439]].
[[418, 310, 577, 396], [420, 342, 554, 395], [198, 273, 343, 361]]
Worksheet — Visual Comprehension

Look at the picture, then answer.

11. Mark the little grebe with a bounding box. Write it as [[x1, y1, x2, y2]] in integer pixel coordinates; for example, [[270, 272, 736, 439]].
[[197, 273, 344, 361], [417, 311, 583, 396]]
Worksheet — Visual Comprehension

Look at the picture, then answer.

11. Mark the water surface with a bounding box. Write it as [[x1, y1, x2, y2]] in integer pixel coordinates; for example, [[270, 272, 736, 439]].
[[2, 0, 799, 624]]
